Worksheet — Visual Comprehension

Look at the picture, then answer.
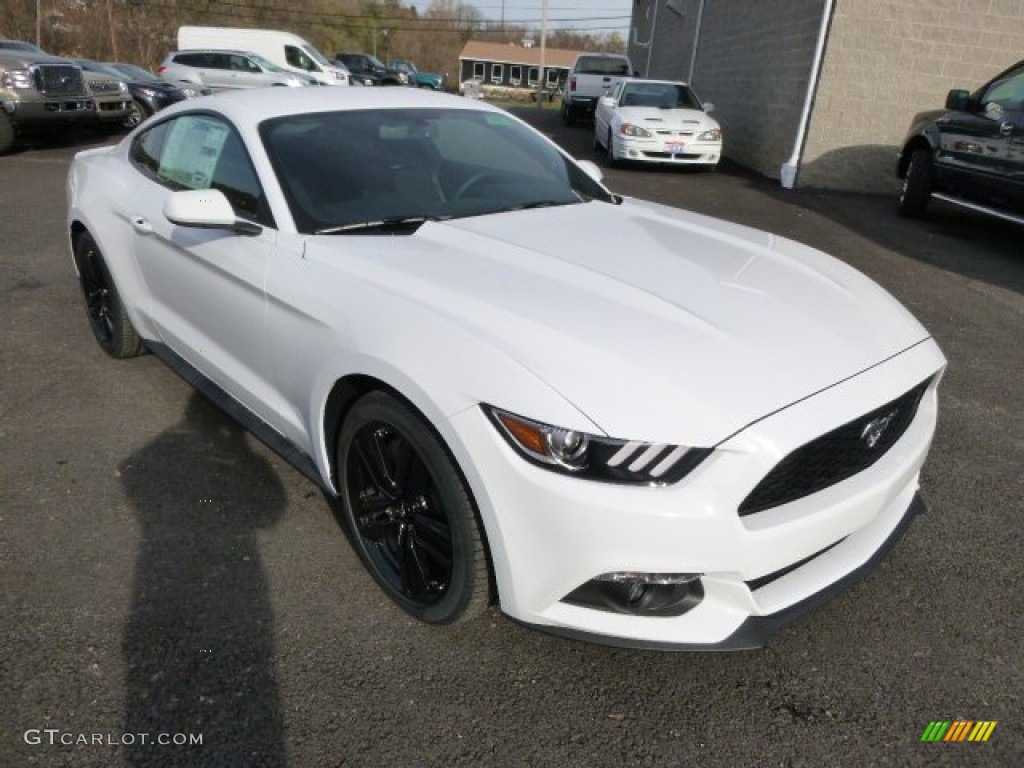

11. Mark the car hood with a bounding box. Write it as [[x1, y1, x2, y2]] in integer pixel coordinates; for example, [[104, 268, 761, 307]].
[[306, 199, 929, 445], [615, 106, 718, 132]]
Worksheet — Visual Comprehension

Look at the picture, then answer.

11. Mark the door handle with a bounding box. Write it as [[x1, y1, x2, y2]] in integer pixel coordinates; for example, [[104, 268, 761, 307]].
[[1000, 121, 1014, 136], [130, 215, 153, 234]]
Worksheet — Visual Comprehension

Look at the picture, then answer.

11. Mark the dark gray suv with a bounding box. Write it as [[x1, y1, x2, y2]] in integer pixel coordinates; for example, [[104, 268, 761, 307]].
[[898, 59, 1024, 226]]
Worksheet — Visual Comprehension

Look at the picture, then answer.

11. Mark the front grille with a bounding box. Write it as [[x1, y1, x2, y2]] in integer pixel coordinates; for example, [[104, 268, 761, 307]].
[[738, 379, 931, 516], [32, 65, 87, 97], [88, 79, 122, 94]]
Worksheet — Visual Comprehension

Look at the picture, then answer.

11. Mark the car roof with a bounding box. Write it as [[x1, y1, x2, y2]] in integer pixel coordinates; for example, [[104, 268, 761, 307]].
[[170, 49, 266, 58], [155, 85, 503, 126], [622, 79, 690, 88]]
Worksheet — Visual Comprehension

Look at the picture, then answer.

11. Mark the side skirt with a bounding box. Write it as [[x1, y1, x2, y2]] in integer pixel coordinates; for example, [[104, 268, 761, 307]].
[[146, 341, 330, 493]]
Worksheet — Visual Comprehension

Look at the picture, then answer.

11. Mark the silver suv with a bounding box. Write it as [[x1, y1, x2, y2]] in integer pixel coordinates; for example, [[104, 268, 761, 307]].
[[0, 48, 94, 154], [158, 50, 314, 91]]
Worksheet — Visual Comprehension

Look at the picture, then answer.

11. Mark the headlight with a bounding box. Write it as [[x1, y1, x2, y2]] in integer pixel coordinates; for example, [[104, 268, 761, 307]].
[[136, 86, 156, 98], [399, 72, 409, 83], [118, 81, 129, 94], [179, 87, 199, 98], [484, 406, 710, 485], [697, 128, 722, 141], [3, 69, 34, 89], [620, 123, 653, 138]]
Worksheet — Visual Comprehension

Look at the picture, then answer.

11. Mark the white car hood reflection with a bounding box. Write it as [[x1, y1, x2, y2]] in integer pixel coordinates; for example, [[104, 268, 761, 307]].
[[304, 197, 929, 444]]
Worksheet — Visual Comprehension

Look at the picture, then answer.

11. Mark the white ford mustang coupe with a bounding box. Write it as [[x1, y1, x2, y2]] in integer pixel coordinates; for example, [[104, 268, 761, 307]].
[[67, 87, 945, 649]]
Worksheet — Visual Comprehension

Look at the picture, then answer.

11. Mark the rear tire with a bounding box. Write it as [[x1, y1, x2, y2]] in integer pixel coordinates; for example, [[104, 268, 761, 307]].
[[565, 102, 577, 126], [899, 148, 932, 218], [74, 232, 143, 358], [0, 111, 15, 155], [336, 391, 492, 624]]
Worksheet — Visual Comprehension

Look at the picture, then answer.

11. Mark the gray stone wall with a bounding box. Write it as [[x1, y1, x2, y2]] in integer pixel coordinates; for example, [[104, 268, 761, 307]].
[[687, 0, 826, 180], [800, 0, 1024, 192], [629, 0, 700, 82]]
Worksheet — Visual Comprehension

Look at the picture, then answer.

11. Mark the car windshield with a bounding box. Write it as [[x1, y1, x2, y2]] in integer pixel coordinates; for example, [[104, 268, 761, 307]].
[[107, 62, 158, 81], [367, 54, 387, 69], [260, 107, 613, 235], [620, 83, 702, 110], [82, 61, 126, 79], [0, 40, 45, 53], [301, 44, 331, 67], [575, 56, 630, 76], [250, 53, 286, 73]]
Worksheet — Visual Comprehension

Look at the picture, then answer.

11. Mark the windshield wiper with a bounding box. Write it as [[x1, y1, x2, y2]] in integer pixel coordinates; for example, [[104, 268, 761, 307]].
[[315, 215, 446, 235], [507, 199, 577, 212]]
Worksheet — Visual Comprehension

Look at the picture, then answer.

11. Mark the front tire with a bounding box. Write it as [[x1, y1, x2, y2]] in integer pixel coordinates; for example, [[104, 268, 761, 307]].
[[123, 98, 148, 130], [337, 391, 492, 624], [74, 232, 143, 358], [899, 148, 932, 218], [606, 128, 619, 167]]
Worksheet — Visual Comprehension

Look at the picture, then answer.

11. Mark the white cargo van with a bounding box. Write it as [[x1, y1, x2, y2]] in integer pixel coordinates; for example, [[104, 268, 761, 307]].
[[177, 27, 349, 86]]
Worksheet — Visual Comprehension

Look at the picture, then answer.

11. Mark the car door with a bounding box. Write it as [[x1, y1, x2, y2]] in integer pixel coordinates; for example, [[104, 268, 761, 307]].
[[977, 62, 1024, 212], [126, 112, 281, 416], [935, 62, 1023, 205]]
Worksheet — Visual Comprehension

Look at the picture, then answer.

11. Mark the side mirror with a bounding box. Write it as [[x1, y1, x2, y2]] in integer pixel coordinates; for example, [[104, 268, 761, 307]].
[[703, 101, 715, 113], [576, 159, 604, 184], [164, 189, 261, 236], [945, 89, 970, 111]]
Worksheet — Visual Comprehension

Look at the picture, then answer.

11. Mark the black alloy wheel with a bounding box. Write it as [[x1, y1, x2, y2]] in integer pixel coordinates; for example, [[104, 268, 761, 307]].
[[337, 392, 491, 624], [74, 233, 143, 358]]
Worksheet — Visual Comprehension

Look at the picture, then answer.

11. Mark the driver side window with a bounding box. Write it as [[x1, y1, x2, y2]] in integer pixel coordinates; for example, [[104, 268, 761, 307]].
[[131, 114, 273, 227], [981, 67, 1024, 111]]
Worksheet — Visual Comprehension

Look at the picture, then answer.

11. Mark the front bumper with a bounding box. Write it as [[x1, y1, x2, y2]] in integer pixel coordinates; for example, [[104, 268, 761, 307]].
[[614, 135, 721, 166], [445, 338, 944, 649], [3, 96, 95, 125]]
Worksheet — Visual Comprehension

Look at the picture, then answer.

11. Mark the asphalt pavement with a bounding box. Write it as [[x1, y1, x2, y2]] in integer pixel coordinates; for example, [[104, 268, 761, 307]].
[[1, 111, 1021, 767]]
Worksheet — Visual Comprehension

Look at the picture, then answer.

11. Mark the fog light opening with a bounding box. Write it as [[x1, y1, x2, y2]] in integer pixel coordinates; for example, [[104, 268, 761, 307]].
[[563, 572, 704, 617]]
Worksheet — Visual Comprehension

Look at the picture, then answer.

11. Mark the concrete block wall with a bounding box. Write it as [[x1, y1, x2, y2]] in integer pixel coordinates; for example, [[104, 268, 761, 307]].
[[799, 0, 1024, 192]]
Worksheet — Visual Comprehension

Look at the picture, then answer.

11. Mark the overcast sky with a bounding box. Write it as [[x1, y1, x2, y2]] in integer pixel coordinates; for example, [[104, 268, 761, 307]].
[[466, 1, 634, 34]]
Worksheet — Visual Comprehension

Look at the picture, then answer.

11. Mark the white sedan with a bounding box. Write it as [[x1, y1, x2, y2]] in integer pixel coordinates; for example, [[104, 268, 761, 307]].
[[594, 79, 722, 168], [67, 87, 944, 649]]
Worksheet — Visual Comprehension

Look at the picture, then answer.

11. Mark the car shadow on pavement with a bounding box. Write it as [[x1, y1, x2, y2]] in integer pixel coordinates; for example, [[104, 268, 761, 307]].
[[119, 392, 287, 766]]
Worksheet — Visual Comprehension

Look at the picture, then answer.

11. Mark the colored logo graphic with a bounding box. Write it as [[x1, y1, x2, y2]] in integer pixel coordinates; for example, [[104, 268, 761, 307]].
[[921, 721, 997, 742]]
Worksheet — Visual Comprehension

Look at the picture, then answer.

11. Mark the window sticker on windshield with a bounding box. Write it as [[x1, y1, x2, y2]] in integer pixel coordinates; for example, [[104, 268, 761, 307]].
[[485, 114, 514, 126]]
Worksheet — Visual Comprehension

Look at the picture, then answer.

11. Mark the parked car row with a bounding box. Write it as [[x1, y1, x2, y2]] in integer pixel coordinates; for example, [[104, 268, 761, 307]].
[[0, 39, 191, 154]]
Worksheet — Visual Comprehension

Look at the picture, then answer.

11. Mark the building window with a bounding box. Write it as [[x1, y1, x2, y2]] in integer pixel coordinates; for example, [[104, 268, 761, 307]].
[[473, 61, 484, 79], [491, 63, 504, 84], [546, 68, 559, 87], [510, 65, 522, 86], [528, 67, 538, 86]]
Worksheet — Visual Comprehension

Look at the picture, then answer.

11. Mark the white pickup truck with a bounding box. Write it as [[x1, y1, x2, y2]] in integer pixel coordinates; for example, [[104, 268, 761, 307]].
[[560, 53, 635, 126]]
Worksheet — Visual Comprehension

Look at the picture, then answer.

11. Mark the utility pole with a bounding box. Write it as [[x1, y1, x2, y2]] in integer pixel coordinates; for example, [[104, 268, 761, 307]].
[[536, 0, 547, 107]]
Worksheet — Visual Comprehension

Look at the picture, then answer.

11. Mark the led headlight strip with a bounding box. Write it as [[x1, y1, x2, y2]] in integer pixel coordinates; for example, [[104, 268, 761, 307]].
[[484, 406, 711, 485]]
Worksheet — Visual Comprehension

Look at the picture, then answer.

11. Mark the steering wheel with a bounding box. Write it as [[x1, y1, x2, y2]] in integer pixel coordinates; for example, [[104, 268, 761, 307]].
[[452, 172, 505, 200]]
